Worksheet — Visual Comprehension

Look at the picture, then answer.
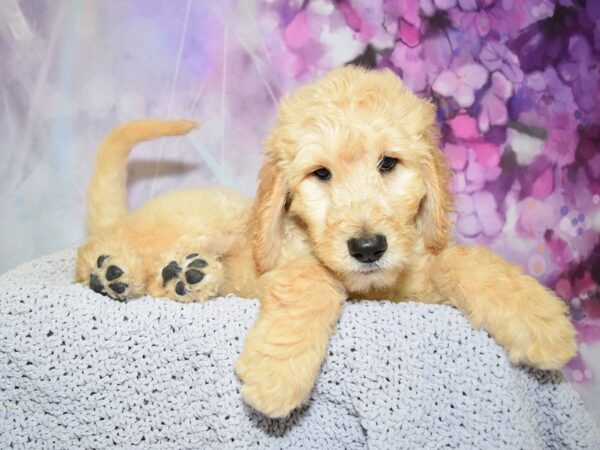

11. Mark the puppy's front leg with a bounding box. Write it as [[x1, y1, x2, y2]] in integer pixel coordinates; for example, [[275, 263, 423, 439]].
[[431, 246, 576, 369], [236, 259, 346, 418]]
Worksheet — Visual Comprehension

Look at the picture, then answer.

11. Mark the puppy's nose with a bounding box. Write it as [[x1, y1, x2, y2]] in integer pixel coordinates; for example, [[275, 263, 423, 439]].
[[347, 234, 387, 263]]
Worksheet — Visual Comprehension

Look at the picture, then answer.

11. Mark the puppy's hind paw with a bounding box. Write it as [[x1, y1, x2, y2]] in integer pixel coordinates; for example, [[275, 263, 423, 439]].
[[157, 253, 223, 302], [76, 239, 144, 301], [88, 255, 136, 301]]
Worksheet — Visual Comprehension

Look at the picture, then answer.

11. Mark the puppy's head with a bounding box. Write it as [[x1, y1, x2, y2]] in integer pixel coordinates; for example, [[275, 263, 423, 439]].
[[251, 67, 452, 292]]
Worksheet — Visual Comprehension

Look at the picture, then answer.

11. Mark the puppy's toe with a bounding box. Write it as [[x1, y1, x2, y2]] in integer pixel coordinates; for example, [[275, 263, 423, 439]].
[[161, 261, 182, 285], [105, 265, 124, 281], [89, 274, 104, 294], [96, 255, 109, 268], [185, 269, 205, 284]]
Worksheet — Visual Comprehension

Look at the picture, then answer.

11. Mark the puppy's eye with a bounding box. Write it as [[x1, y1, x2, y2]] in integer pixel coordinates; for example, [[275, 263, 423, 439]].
[[378, 156, 399, 173], [313, 167, 332, 181]]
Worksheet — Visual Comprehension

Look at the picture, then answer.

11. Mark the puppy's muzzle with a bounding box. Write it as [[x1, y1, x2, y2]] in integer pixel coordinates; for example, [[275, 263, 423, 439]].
[[347, 234, 387, 263]]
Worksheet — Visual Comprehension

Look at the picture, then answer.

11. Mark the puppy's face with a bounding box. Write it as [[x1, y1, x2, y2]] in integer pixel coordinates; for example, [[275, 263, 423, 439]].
[[286, 118, 428, 292], [253, 67, 451, 293]]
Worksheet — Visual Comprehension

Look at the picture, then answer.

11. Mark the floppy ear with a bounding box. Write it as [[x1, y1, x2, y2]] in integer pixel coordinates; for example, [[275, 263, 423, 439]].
[[417, 122, 453, 254], [249, 158, 289, 273]]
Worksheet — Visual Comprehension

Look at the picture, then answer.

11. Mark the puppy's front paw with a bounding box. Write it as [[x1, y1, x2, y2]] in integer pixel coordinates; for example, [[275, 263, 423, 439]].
[[432, 245, 576, 370], [236, 338, 320, 418], [509, 305, 576, 370], [500, 287, 576, 370]]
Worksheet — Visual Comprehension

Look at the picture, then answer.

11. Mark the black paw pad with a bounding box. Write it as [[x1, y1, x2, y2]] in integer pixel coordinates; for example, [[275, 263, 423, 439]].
[[175, 281, 186, 296], [185, 269, 204, 284], [186, 253, 198, 259], [162, 261, 181, 286], [97, 255, 109, 268], [188, 258, 208, 269], [90, 274, 104, 294], [106, 265, 124, 281], [108, 282, 128, 294]]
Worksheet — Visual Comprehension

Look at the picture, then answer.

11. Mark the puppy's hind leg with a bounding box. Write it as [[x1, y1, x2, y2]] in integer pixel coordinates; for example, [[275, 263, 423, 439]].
[[75, 231, 146, 301]]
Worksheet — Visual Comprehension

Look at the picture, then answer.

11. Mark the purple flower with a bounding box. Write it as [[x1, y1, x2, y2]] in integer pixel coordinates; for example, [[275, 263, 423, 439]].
[[479, 72, 513, 133], [433, 63, 488, 107], [390, 26, 454, 93], [420, 0, 457, 16], [508, 4, 579, 74], [520, 67, 576, 123], [479, 40, 524, 83], [457, 0, 482, 12], [450, 0, 550, 39], [456, 191, 504, 238], [543, 112, 578, 167], [558, 34, 599, 114], [390, 44, 428, 92]]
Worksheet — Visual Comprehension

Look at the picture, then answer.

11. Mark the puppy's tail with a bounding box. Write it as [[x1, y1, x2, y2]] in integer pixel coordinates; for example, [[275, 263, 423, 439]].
[[86, 119, 197, 235]]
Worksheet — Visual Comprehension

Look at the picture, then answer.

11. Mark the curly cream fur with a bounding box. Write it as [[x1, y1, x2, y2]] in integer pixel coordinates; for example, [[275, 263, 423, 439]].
[[76, 66, 576, 418]]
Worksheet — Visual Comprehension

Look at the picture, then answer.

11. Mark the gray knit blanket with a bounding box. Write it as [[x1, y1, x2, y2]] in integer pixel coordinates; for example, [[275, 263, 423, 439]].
[[1, 249, 599, 449]]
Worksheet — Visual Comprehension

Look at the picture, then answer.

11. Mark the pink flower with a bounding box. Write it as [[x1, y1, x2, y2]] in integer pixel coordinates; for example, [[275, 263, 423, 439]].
[[448, 113, 479, 140], [338, 0, 381, 42], [531, 167, 554, 200], [283, 11, 310, 49], [433, 64, 488, 107], [447, 113, 501, 170], [465, 147, 501, 187], [470, 140, 501, 169], [397, 18, 421, 47], [444, 113, 502, 237], [337, 0, 362, 32], [448, 145, 501, 195], [446, 112, 502, 184], [444, 143, 468, 171]]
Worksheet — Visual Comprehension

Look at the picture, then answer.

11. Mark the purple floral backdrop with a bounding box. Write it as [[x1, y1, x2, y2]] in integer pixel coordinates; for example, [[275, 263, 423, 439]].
[[0, 0, 598, 422]]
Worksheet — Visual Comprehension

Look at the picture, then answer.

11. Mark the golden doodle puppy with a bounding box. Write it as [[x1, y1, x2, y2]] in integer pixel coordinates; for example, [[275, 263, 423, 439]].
[[76, 66, 576, 418]]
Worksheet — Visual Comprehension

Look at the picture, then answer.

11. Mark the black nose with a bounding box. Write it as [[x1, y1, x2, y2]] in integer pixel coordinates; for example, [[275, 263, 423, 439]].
[[347, 234, 387, 263]]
